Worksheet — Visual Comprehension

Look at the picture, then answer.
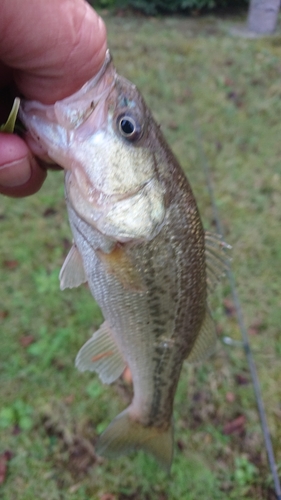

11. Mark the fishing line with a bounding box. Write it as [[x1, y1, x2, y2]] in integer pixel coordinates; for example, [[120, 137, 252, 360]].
[[191, 114, 281, 500]]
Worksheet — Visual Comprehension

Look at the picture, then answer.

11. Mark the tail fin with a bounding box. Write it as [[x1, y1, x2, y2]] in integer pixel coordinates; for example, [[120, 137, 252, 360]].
[[96, 408, 174, 472]]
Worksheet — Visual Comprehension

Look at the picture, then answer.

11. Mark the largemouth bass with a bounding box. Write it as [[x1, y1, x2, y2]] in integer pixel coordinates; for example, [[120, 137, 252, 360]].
[[20, 50, 227, 471]]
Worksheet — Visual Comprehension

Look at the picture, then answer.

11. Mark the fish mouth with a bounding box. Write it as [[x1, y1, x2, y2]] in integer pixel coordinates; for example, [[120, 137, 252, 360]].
[[89, 49, 113, 89], [50, 49, 116, 131], [69, 168, 153, 208], [20, 49, 116, 136]]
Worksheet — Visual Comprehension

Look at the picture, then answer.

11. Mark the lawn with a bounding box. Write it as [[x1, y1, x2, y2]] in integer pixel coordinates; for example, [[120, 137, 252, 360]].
[[0, 11, 281, 500]]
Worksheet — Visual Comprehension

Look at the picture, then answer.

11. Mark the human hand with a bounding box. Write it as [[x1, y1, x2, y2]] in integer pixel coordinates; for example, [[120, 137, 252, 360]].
[[0, 0, 107, 197]]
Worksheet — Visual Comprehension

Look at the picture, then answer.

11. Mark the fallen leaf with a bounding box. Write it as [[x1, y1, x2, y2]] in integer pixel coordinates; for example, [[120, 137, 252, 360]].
[[226, 91, 243, 108], [177, 439, 185, 451], [100, 494, 116, 500], [52, 360, 66, 371], [3, 260, 19, 270], [223, 298, 236, 317], [223, 415, 246, 435], [0, 451, 12, 485], [43, 208, 57, 217], [168, 121, 179, 130], [0, 310, 9, 320], [224, 77, 235, 87], [226, 392, 236, 403], [235, 373, 249, 385], [12, 425, 21, 436], [64, 395, 75, 405], [0, 459, 7, 484], [19, 335, 35, 348], [248, 318, 263, 336]]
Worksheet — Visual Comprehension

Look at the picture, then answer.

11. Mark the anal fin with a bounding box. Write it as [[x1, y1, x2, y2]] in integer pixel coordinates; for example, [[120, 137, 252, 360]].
[[75, 321, 126, 384], [59, 244, 87, 290], [187, 308, 217, 363]]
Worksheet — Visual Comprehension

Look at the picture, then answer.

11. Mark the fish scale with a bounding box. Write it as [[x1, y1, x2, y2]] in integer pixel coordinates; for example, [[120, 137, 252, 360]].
[[69, 192, 205, 431], [19, 50, 227, 471]]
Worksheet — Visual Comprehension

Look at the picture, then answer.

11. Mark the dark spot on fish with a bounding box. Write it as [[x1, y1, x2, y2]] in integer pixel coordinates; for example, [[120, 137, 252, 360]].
[[153, 327, 166, 336]]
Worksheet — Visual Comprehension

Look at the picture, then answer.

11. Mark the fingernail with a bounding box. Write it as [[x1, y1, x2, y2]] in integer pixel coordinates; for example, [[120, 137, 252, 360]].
[[0, 156, 32, 188]]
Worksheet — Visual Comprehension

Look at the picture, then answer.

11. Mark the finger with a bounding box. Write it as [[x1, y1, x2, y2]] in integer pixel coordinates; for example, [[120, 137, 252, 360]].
[[0, 133, 47, 197], [0, 0, 107, 103]]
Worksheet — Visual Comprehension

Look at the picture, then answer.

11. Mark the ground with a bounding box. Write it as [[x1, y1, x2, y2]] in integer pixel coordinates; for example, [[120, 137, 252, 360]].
[[0, 12, 280, 500]]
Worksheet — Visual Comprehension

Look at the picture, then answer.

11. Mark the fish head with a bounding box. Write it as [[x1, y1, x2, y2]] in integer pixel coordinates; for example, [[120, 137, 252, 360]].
[[20, 50, 166, 241]]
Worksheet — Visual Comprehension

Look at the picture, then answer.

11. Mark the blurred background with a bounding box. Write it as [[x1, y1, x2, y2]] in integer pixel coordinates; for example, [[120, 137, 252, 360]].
[[0, 2, 281, 499]]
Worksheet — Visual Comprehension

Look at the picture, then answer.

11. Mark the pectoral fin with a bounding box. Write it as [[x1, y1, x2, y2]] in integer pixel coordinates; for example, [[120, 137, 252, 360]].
[[75, 321, 126, 384], [96, 244, 145, 292], [186, 308, 217, 363], [205, 231, 230, 292], [59, 244, 87, 290]]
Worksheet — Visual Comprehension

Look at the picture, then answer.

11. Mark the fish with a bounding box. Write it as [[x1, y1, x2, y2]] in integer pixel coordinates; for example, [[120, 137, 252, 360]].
[[19, 50, 228, 471]]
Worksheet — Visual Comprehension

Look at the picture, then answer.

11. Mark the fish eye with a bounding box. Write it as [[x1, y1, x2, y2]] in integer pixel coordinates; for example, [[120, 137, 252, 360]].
[[117, 114, 142, 142]]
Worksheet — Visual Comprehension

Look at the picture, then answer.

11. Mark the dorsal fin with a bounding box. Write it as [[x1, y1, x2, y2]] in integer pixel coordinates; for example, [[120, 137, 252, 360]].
[[205, 231, 231, 292], [59, 244, 87, 290], [186, 307, 217, 363]]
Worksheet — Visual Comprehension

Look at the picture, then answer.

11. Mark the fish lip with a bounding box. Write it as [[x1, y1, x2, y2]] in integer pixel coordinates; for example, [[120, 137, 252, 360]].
[[80, 49, 113, 93], [19, 49, 114, 129]]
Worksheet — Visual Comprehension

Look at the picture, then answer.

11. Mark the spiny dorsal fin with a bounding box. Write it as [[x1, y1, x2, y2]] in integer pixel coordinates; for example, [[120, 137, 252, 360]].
[[186, 307, 217, 363], [75, 321, 126, 384], [59, 244, 87, 290], [205, 231, 231, 292]]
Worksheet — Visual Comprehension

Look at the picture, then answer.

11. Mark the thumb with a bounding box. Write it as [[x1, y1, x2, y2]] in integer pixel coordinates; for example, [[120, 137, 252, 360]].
[[0, 0, 107, 103]]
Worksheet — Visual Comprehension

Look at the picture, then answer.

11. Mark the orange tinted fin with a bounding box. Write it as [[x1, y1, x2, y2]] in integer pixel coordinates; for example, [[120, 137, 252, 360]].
[[96, 244, 145, 292], [91, 350, 114, 362], [75, 321, 126, 384]]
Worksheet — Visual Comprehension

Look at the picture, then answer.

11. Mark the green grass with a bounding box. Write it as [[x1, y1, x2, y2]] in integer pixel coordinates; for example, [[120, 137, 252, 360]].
[[1, 12, 281, 500]]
